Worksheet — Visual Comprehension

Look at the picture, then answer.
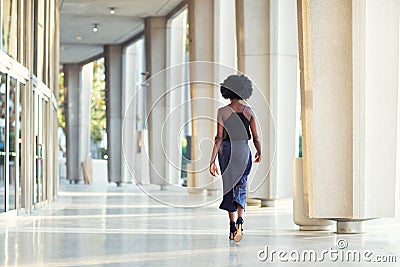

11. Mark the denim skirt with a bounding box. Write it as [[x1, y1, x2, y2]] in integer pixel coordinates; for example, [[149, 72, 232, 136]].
[[218, 140, 252, 212]]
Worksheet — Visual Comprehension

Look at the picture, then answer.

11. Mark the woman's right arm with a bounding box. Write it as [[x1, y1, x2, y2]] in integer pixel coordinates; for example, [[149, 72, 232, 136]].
[[209, 108, 224, 176], [249, 109, 262, 163]]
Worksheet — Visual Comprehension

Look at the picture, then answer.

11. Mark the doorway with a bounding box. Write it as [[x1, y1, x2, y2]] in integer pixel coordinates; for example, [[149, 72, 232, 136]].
[[0, 72, 22, 213], [33, 91, 48, 207]]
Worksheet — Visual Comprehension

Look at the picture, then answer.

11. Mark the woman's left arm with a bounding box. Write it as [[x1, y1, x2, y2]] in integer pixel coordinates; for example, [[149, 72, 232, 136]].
[[209, 108, 224, 176], [249, 108, 262, 163]]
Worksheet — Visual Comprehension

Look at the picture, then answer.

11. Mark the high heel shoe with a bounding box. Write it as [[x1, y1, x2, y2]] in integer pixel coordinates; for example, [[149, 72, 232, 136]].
[[229, 221, 236, 240], [234, 217, 244, 242]]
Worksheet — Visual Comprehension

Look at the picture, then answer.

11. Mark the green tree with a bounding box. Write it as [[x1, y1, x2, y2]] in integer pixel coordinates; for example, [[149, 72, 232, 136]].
[[91, 59, 106, 146], [58, 72, 66, 134]]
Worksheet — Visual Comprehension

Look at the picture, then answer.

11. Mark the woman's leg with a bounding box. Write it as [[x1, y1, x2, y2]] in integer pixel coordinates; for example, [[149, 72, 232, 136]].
[[234, 205, 244, 242], [228, 211, 236, 240], [237, 205, 244, 218], [229, 211, 236, 222]]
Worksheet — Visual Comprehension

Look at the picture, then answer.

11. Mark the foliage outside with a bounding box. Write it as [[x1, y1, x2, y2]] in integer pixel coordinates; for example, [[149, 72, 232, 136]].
[[58, 72, 65, 135], [57, 59, 107, 155], [91, 59, 106, 146]]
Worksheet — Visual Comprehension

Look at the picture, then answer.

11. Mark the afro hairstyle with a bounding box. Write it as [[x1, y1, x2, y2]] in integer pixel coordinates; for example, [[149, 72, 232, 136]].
[[220, 74, 253, 100]]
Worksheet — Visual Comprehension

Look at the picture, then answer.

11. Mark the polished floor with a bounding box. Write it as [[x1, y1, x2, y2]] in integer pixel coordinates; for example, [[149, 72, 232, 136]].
[[0, 181, 399, 266]]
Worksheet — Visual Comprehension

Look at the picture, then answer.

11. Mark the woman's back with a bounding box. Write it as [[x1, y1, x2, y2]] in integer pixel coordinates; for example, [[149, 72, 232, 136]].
[[221, 105, 251, 141]]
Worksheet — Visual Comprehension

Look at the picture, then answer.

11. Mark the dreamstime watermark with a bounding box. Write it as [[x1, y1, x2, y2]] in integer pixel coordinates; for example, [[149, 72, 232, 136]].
[[257, 239, 398, 263]]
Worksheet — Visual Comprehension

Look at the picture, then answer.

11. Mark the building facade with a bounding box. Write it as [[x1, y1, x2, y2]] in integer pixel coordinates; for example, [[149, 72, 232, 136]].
[[0, 0, 59, 214]]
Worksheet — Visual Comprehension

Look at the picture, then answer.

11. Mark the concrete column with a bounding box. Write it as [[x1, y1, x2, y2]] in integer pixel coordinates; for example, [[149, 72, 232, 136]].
[[236, 0, 271, 203], [145, 17, 168, 188], [133, 39, 151, 185], [236, 0, 298, 205], [210, 0, 237, 196], [122, 44, 137, 183], [188, 0, 218, 193], [297, 0, 400, 233], [79, 63, 93, 179], [273, 0, 298, 200], [215, 0, 237, 80], [104, 45, 124, 185], [293, 158, 334, 230], [64, 64, 80, 182], [165, 10, 187, 185]]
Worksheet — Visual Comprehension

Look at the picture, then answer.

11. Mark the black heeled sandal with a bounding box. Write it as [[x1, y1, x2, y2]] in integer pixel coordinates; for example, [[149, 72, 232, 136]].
[[229, 221, 236, 240], [234, 217, 244, 242]]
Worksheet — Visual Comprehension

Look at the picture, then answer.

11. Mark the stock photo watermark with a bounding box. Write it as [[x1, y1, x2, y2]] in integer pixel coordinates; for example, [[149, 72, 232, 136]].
[[257, 239, 398, 263]]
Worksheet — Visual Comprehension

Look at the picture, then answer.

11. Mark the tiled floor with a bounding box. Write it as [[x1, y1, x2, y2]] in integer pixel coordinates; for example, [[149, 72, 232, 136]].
[[0, 182, 399, 266]]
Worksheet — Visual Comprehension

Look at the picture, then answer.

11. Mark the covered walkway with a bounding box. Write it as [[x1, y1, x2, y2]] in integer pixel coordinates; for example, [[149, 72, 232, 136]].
[[1, 0, 400, 265], [0, 182, 399, 266]]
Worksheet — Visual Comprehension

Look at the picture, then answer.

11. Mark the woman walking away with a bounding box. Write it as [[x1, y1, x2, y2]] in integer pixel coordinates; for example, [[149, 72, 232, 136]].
[[209, 74, 262, 242]]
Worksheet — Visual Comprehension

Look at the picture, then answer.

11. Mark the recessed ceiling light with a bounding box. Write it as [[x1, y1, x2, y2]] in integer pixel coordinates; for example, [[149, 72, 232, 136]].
[[92, 23, 99, 32], [109, 7, 116, 15], [75, 36, 82, 40]]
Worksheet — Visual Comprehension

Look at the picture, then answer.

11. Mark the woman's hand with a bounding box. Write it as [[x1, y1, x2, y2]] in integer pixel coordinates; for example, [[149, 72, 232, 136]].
[[209, 162, 219, 176], [254, 152, 261, 163]]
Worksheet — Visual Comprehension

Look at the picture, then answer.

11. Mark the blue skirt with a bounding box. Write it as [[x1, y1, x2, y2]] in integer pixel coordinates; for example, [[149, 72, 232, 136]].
[[218, 140, 252, 212]]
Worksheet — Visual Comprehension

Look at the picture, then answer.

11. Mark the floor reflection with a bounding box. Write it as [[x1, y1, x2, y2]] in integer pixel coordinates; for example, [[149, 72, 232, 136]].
[[0, 182, 399, 266]]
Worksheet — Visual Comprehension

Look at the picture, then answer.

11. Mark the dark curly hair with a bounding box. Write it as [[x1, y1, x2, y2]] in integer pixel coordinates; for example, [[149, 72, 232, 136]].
[[220, 74, 253, 100]]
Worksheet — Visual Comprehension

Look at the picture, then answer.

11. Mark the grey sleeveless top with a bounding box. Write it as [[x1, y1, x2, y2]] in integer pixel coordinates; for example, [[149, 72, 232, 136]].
[[222, 109, 251, 141]]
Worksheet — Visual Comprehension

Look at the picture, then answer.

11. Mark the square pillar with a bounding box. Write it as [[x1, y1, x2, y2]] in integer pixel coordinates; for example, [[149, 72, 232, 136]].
[[64, 64, 80, 182], [64, 63, 93, 183], [122, 44, 138, 183], [297, 0, 400, 229], [104, 45, 124, 184], [165, 10, 187, 185], [145, 17, 168, 187], [79, 63, 92, 178], [188, 0, 218, 193], [236, 0, 298, 205]]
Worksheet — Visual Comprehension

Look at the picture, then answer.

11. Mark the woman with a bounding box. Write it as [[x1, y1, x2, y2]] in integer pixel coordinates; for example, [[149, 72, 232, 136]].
[[209, 74, 262, 242]]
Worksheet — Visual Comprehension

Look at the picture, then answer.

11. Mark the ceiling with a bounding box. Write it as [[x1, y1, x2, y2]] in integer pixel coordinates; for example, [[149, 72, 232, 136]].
[[60, 0, 184, 64]]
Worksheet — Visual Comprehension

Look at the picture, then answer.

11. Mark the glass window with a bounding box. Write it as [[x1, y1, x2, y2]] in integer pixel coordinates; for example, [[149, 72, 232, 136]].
[[17, 0, 25, 64], [33, 0, 45, 80], [2, 0, 18, 59], [0, 73, 6, 213], [17, 83, 22, 208], [34, 93, 43, 204], [8, 77, 17, 210], [23, 0, 29, 67]]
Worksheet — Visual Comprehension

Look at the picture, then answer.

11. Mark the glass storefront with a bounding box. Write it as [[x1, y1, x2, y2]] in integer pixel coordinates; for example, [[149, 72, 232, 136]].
[[0, 72, 6, 213], [34, 92, 43, 205], [1, 0, 19, 60], [0, 72, 22, 213], [17, 83, 22, 209], [8, 77, 17, 210], [0, 0, 60, 215]]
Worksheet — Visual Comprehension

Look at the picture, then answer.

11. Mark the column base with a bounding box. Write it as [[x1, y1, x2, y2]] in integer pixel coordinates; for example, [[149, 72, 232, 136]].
[[207, 190, 219, 196], [300, 225, 332, 231], [188, 188, 204, 194], [160, 185, 168, 191], [261, 200, 275, 207], [336, 221, 364, 234], [292, 158, 335, 231], [246, 198, 261, 206]]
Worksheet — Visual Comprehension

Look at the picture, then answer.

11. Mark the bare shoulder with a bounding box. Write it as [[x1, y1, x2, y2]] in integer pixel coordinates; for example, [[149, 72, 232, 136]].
[[218, 106, 227, 112], [218, 105, 231, 116], [243, 106, 254, 120]]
